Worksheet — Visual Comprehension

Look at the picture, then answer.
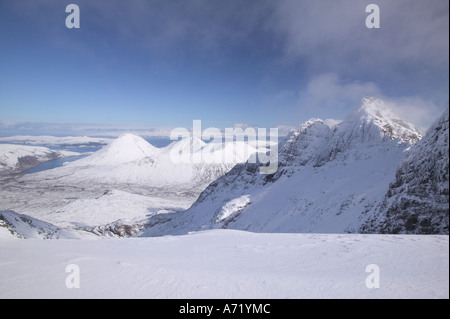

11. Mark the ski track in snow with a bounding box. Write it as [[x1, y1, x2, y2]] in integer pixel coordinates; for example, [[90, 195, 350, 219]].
[[0, 230, 447, 299]]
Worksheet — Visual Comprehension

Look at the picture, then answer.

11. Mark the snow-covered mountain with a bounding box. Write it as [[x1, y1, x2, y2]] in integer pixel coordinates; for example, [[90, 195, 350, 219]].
[[344, 96, 421, 143], [37, 133, 258, 189], [0, 133, 258, 232], [141, 97, 431, 236], [361, 108, 449, 234], [2, 97, 446, 238], [71, 133, 158, 166], [0, 144, 78, 174]]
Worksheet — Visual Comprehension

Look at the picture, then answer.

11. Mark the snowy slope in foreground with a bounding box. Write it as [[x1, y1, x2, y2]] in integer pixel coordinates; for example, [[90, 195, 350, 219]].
[[0, 230, 448, 298]]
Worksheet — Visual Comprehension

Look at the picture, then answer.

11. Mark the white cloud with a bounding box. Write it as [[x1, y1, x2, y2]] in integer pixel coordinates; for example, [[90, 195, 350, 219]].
[[289, 73, 443, 133], [269, 0, 449, 72], [298, 73, 381, 116], [383, 97, 443, 134], [0, 122, 175, 138]]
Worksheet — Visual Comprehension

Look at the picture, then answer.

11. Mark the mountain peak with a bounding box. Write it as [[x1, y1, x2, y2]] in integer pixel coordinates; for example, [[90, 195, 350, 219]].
[[348, 97, 421, 143], [359, 96, 397, 121], [108, 133, 158, 154], [352, 97, 393, 121], [278, 118, 331, 169], [163, 136, 207, 156], [73, 133, 158, 166]]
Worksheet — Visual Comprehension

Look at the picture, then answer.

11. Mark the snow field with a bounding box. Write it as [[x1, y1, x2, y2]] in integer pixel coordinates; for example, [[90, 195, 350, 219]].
[[0, 230, 447, 299]]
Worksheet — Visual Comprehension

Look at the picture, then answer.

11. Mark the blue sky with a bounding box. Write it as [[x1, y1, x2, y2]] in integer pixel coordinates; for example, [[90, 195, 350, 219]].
[[0, 0, 448, 137]]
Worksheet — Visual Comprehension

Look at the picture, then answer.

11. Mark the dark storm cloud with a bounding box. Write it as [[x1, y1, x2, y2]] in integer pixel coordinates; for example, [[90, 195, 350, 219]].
[[269, 0, 448, 69], [9, 0, 448, 73]]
